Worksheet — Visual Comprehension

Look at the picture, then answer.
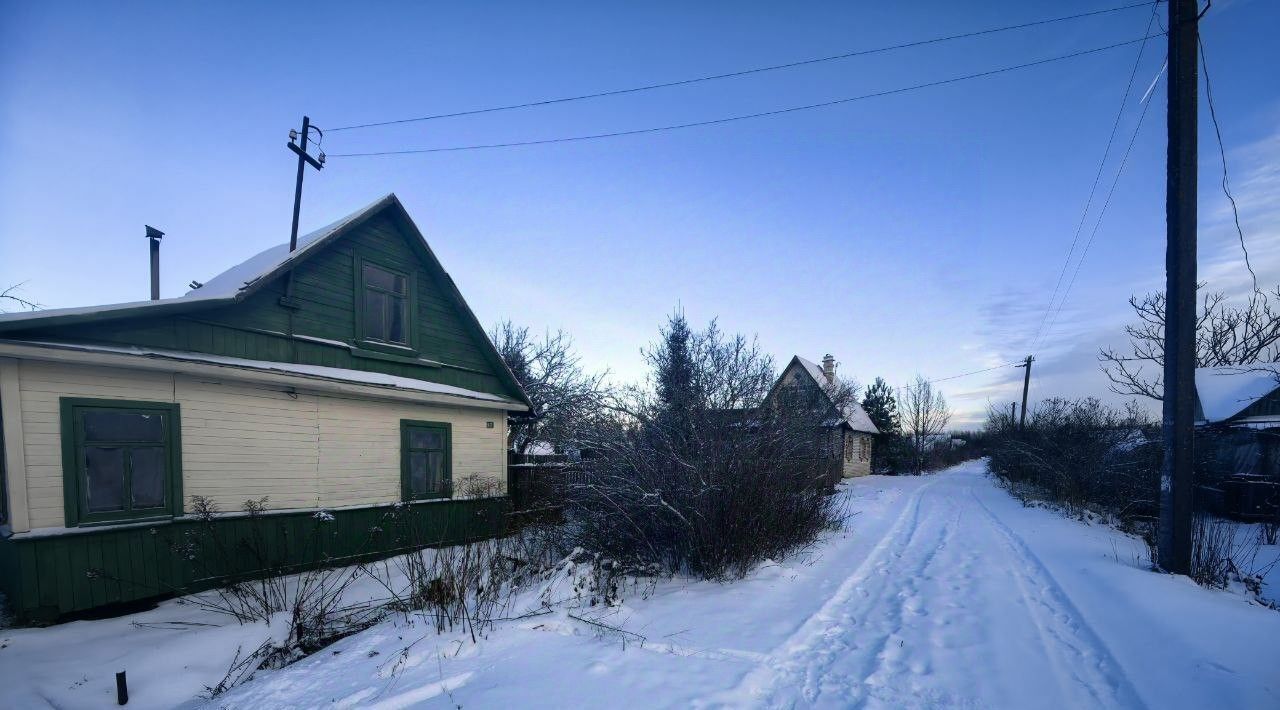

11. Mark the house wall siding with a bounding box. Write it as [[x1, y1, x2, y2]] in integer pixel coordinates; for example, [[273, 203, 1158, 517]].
[[13, 359, 508, 531], [841, 433, 873, 478]]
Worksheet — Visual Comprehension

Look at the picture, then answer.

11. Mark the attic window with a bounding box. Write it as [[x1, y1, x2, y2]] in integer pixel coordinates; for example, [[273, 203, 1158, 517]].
[[361, 262, 410, 346]]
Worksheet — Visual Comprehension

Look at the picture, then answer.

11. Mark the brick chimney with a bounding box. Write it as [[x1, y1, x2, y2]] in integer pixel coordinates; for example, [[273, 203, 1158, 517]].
[[822, 354, 836, 384]]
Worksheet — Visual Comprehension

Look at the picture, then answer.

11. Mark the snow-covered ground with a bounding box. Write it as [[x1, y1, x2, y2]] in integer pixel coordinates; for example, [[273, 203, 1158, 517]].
[[2, 460, 1278, 708]]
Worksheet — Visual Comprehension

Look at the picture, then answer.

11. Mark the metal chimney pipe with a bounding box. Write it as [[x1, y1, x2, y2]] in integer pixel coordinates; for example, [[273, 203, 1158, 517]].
[[145, 225, 164, 300]]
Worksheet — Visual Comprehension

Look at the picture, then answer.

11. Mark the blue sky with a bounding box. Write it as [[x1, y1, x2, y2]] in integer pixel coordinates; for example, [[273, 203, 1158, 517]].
[[2, 0, 1277, 427]]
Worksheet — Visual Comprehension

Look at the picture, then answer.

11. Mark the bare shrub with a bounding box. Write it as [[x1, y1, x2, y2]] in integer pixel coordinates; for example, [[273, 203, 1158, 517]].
[[985, 398, 1159, 519], [1263, 517, 1280, 547], [1189, 514, 1277, 599], [1191, 514, 1241, 588], [557, 313, 849, 580]]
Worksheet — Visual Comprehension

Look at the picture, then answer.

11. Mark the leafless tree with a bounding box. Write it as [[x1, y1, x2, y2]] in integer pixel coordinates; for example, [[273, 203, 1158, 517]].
[[490, 320, 610, 455], [0, 283, 40, 313], [559, 313, 846, 579], [900, 375, 951, 474], [1099, 286, 1280, 400]]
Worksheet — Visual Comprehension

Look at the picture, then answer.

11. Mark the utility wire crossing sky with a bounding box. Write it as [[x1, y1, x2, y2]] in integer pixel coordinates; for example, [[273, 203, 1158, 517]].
[[1, 0, 1275, 426]]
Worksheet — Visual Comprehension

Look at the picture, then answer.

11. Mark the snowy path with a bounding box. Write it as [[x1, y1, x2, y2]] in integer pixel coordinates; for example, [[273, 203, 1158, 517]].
[[720, 472, 1146, 708], [5, 460, 1278, 709]]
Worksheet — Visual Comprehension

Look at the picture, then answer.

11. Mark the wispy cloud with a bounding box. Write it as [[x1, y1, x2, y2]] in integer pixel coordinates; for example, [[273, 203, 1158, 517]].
[[1199, 119, 1280, 297]]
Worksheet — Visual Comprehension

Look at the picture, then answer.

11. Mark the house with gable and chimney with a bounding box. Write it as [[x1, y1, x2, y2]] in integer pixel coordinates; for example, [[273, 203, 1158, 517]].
[[0, 194, 533, 621], [764, 354, 879, 478]]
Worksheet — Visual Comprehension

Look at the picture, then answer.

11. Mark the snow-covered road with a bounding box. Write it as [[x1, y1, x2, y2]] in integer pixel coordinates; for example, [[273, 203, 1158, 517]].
[[722, 470, 1148, 708], [213, 460, 1277, 709], [5, 460, 1278, 709]]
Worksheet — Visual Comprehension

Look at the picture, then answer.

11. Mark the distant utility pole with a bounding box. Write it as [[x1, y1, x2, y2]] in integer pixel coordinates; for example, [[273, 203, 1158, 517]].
[[1010, 402, 1017, 426], [1159, 0, 1200, 576], [1018, 355, 1034, 431], [287, 116, 326, 254]]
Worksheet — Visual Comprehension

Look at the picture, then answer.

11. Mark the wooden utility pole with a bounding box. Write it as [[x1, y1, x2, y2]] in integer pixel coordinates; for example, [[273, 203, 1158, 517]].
[[1018, 355, 1034, 431], [1159, 0, 1199, 576], [287, 116, 325, 254]]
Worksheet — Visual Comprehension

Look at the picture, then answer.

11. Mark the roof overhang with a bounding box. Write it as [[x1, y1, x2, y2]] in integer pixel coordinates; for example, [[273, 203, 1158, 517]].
[[0, 340, 527, 413]]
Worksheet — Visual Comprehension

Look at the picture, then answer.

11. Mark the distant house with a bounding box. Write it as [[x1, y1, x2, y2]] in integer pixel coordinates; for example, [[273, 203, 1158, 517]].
[[0, 194, 533, 621], [765, 355, 879, 478], [1194, 366, 1280, 480]]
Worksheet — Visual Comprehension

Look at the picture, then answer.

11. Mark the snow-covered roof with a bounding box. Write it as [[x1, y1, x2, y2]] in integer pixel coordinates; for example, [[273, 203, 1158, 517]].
[[0, 194, 393, 327], [1195, 366, 1280, 423], [2, 339, 521, 406], [793, 356, 879, 434], [188, 196, 387, 300]]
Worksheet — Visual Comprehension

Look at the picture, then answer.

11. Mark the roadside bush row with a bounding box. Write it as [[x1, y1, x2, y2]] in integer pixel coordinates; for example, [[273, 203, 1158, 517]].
[[983, 397, 1276, 596]]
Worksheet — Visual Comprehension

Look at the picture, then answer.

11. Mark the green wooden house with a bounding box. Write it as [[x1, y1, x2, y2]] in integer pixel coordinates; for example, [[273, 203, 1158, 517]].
[[0, 194, 533, 622]]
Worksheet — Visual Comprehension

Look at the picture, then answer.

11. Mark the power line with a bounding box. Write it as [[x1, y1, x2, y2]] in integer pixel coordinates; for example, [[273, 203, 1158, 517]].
[[1030, 1, 1161, 352], [327, 2, 1156, 133], [330, 35, 1162, 158], [926, 362, 1023, 384], [1199, 35, 1258, 293], [1037, 49, 1162, 349]]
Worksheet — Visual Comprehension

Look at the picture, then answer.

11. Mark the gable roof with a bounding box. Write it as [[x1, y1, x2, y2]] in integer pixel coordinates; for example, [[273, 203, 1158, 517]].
[[779, 355, 879, 434], [0, 194, 394, 330], [1195, 366, 1280, 423], [0, 194, 534, 410]]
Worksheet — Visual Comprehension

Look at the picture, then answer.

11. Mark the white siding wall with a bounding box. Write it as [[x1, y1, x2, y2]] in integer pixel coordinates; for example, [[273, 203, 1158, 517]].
[[841, 433, 873, 478], [12, 360, 510, 531]]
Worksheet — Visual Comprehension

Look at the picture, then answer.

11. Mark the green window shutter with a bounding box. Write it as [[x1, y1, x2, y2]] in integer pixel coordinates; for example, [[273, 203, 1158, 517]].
[[400, 420, 451, 501], [59, 398, 182, 527]]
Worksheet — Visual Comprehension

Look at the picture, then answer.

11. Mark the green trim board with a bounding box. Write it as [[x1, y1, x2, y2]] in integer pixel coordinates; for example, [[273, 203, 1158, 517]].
[[401, 420, 452, 501], [0, 496, 511, 623], [59, 398, 183, 528]]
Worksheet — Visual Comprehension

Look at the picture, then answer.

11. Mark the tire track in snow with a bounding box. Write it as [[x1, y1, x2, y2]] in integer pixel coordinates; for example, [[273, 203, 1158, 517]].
[[803, 503, 960, 707], [705, 477, 945, 707], [965, 483, 1147, 709]]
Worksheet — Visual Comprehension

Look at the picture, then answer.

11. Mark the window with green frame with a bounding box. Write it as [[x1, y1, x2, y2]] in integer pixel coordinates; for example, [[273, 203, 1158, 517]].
[[401, 420, 451, 501], [357, 256, 414, 349], [60, 398, 182, 526]]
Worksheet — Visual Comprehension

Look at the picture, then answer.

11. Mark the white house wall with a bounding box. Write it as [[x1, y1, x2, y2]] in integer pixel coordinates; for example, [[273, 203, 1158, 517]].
[[10, 359, 509, 532]]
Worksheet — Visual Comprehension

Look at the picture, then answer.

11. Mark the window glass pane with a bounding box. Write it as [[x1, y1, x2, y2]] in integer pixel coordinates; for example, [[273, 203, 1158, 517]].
[[426, 451, 444, 494], [409, 428, 443, 450], [364, 264, 404, 293], [85, 446, 125, 512], [364, 290, 386, 340], [388, 296, 407, 344], [130, 447, 166, 509], [409, 452, 429, 496], [83, 410, 164, 442]]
